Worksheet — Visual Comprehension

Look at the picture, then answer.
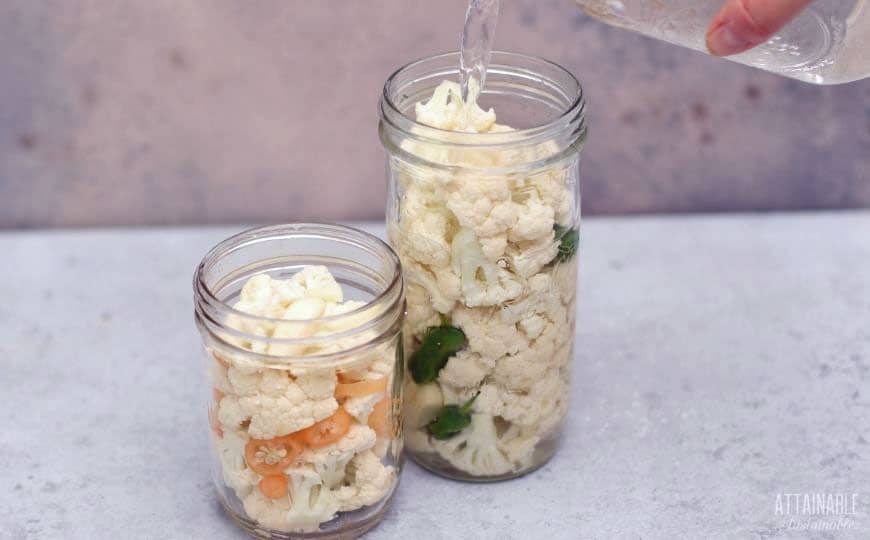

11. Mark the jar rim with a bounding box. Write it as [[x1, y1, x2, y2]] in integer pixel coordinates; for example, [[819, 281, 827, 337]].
[[193, 223, 404, 364], [195, 223, 401, 324], [379, 51, 586, 148]]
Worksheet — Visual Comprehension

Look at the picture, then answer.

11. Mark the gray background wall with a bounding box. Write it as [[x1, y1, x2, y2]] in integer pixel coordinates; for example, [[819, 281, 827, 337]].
[[1, 0, 868, 229]]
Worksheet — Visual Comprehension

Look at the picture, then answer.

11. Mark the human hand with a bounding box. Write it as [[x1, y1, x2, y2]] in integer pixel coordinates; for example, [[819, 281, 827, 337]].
[[706, 0, 814, 56]]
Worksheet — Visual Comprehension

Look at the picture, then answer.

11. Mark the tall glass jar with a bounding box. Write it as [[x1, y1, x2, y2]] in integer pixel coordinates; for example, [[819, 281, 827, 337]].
[[193, 224, 404, 538], [379, 52, 586, 481]]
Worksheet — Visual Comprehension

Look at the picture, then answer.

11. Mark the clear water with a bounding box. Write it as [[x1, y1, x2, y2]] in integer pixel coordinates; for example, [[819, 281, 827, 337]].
[[459, 0, 501, 100], [577, 0, 870, 84]]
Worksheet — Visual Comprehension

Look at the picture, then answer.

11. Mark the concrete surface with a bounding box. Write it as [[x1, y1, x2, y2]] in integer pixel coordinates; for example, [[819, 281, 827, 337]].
[[1, 213, 869, 539], [1, 0, 869, 229]]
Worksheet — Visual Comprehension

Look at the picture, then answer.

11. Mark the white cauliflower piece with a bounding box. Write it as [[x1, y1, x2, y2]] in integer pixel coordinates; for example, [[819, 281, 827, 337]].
[[209, 359, 233, 395], [301, 424, 377, 488], [283, 468, 339, 532], [437, 350, 494, 389], [217, 394, 249, 432], [404, 382, 444, 429], [500, 273, 562, 325], [497, 424, 540, 469], [216, 429, 258, 498], [509, 197, 555, 242], [400, 207, 452, 268], [242, 491, 294, 533], [526, 170, 574, 225], [451, 228, 522, 307], [518, 314, 547, 340], [506, 233, 560, 278], [335, 451, 396, 512], [343, 392, 385, 424], [234, 273, 306, 320], [414, 79, 496, 133], [372, 437, 392, 460], [452, 305, 525, 358], [268, 298, 327, 356], [405, 427, 434, 454], [238, 394, 338, 440], [478, 235, 508, 262], [403, 261, 459, 314], [224, 369, 338, 439], [489, 347, 551, 392], [446, 179, 516, 240], [431, 413, 513, 476], [291, 265, 343, 303], [475, 368, 569, 434], [404, 283, 441, 337], [239, 273, 274, 308], [551, 258, 579, 306]]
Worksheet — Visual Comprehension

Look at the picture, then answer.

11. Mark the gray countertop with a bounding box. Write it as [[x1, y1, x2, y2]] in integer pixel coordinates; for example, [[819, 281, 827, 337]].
[[2, 213, 869, 540]]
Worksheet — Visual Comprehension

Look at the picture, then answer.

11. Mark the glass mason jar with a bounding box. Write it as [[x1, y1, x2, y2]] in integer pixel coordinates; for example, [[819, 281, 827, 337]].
[[379, 52, 586, 481], [576, 0, 870, 84], [193, 224, 405, 538]]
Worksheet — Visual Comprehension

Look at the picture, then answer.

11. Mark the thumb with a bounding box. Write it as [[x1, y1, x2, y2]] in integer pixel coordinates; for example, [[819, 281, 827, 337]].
[[706, 0, 814, 56]]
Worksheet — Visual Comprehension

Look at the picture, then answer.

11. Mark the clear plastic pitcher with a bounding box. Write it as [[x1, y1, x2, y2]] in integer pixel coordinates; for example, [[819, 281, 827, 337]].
[[576, 0, 870, 84]]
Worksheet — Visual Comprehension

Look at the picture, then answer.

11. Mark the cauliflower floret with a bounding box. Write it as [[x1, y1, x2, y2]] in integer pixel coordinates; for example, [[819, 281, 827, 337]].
[[414, 79, 496, 133], [447, 179, 516, 240], [336, 348, 393, 382], [551, 258, 579, 306], [301, 424, 377, 488], [242, 491, 294, 532], [509, 197, 555, 242], [500, 273, 562, 325], [234, 273, 306, 320], [437, 350, 494, 389], [239, 273, 274, 308], [478, 235, 508, 262], [431, 413, 513, 476], [405, 427, 434, 454], [283, 468, 340, 532], [291, 265, 344, 303], [209, 358, 233, 395], [216, 429, 258, 497], [400, 208, 452, 268], [343, 392, 385, 424], [405, 283, 442, 337], [475, 368, 568, 434], [372, 437, 392, 460], [526, 170, 573, 225], [506, 233, 559, 279], [238, 394, 338, 440], [452, 228, 522, 307], [489, 347, 550, 392], [403, 261, 459, 314], [404, 382, 444, 429], [497, 424, 540, 469], [223, 369, 338, 439], [268, 298, 327, 356], [335, 451, 396, 512], [452, 305, 524, 358], [217, 395, 249, 431], [518, 314, 547, 340]]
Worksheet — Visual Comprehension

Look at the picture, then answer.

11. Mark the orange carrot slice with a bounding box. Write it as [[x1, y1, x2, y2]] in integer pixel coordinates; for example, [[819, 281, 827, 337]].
[[259, 475, 288, 499], [368, 396, 392, 438], [335, 377, 388, 400], [244, 435, 304, 476], [296, 408, 352, 448]]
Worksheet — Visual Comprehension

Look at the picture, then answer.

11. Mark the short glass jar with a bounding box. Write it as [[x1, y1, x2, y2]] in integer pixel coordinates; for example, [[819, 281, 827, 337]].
[[193, 223, 404, 538], [379, 52, 586, 481]]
